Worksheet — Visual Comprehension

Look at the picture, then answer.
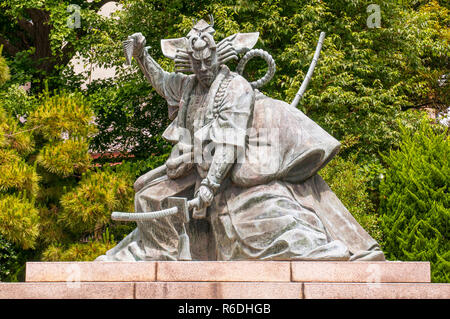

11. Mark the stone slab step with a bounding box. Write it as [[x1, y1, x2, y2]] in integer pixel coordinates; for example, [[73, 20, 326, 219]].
[[135, 282, 303, 299], [0, 282, 135, 299], [1, 282, 449, 299], [291, 261, 431, 283], [25, 261, 156, 282], [303, 283, 450, 299], [156, 261, 290, 282], [25, 261, 431, 283]]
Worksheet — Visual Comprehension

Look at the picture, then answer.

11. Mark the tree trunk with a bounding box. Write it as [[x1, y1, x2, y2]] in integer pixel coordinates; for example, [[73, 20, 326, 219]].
[[27, 8, 54, 75]]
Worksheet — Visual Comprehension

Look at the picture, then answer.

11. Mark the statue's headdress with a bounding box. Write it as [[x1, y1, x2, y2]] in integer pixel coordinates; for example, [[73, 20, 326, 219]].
[[159, 15, 276, 89], [186, 16, 216, 61], [161, 15, 259, 73]]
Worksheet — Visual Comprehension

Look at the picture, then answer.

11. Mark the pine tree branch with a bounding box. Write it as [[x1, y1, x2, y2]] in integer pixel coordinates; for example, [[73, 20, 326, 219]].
[[6, 125, 43, 137]]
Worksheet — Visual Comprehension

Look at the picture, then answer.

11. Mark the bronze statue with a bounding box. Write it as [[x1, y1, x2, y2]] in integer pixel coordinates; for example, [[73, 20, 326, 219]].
[[96, 17, 385, 262]]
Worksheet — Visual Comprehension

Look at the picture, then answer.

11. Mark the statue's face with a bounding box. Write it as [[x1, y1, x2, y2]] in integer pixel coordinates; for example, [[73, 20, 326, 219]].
[[191, 54, 219, 88], [188, 31, 219, 88]]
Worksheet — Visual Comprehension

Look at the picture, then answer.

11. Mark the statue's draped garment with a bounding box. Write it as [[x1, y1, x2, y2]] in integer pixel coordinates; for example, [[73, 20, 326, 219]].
[[99, 65, 384, 262]]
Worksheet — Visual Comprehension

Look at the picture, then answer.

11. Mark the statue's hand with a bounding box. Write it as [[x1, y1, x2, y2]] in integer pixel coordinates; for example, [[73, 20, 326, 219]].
[[128, 32, 146, 56], [124, 33, 147, 64], [197, 185, 214, 208]]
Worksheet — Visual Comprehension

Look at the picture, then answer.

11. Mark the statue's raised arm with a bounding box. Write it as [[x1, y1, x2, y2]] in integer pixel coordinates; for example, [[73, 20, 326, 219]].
[[123, 32, 168, 99]]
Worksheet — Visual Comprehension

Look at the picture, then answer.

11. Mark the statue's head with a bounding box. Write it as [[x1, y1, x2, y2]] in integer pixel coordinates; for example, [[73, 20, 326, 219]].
[[161, 15, 260, 87], [186, 17, 219, 87]]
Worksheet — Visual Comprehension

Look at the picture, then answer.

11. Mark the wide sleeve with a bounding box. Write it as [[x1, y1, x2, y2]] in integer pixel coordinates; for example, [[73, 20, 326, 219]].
[[162, 72, 192, 120], [231, 92, 341, 187]]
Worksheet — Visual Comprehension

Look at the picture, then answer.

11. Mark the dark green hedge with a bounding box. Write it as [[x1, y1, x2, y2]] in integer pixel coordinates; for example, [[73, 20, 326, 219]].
[[379, 118, 449, 282]]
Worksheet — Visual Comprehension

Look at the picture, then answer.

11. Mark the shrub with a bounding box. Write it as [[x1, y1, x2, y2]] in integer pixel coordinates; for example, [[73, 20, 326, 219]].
[[0, 234, 19, 281], [0, 84, 36, 118], [379, 117, 449, 282], [26, 91, 97, 141], [0, 47, 10, 86], [36, 138, 91, 177], [59, 169, 134, 236], [320, 154, 382, 243], [0, 193, 40, 250], [41, 240, 116, 262], [0, 107, 35, 156], [0, 149, 39, 196], [42, 229, 117, 262], [0, 87, 135, 277]]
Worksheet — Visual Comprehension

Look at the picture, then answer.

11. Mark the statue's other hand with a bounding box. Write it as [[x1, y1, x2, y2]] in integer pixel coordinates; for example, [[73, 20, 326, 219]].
[[197, 185, 214, 208]]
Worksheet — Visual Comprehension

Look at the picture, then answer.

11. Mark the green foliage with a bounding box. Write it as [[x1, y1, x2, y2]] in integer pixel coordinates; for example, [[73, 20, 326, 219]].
[[0, 149, 39, 196], [36, 138, 91, 177], [41, 240, 115, 261], [379, 117, 449, 282], [0, 193, 40, 250], [0, 0, 119, 91], [42, 229, 117, 262], [0, 84, 36, 118], [0, 234, 20, 281], [118, 152, 171, 178], [0, 109, 35, 156], [0, 87, 136, 276], [87, 77, 171, 158], [320, 154, 382, 243], [0, 47, 10, 86], [27, 92, 96, 141], [2, 49, 38, 89], [59, 169, 134, 235]]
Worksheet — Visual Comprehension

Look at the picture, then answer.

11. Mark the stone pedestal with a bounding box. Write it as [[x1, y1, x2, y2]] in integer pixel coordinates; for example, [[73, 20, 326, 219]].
[[0, 261, 448, 299]]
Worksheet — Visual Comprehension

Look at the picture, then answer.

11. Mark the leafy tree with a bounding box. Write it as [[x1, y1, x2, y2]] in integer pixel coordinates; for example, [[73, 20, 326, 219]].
[[86, 77, 172, 158], [0, 0, 117, 90]]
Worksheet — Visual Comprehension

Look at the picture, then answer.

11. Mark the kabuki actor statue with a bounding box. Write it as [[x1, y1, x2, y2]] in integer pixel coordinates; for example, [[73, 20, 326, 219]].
[[96, 17, 385, 262]]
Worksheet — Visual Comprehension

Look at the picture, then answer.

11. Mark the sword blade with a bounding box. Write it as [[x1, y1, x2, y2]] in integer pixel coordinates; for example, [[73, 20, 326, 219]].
[[111, 206, 179, 222], [110, 197, 201, 222]]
